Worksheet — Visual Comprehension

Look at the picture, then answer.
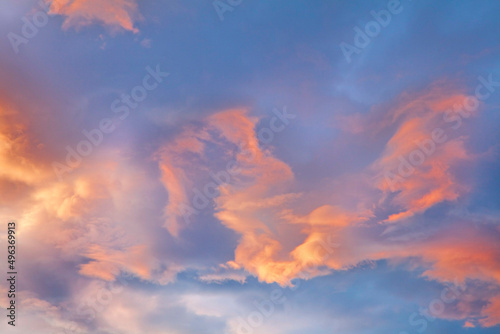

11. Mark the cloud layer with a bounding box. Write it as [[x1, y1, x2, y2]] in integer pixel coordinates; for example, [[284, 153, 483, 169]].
[[1, 1, 500, 333]]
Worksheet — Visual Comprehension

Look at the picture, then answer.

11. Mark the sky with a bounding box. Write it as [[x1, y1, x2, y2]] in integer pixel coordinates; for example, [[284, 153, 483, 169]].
[[0, 0, 500, 333]]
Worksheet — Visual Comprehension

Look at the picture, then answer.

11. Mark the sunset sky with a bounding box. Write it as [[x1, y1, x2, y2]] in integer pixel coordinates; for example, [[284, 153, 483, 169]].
[[1, 1, 500, 333]]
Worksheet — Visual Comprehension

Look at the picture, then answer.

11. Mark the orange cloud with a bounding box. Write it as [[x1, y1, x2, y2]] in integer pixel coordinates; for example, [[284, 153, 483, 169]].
[[0, 103, 178, 285], [419, 231, 500, 285], [46, 0, 141, 32], [480, 295, 500, 327], [208, 110, 304, 285], [370, 86, 474, 222], [79, 244, 153, 281], [0, 106, 51, 185], [156, 109, 312, 284], [157, 127, 209, 236], [375, 227, 500, 285]]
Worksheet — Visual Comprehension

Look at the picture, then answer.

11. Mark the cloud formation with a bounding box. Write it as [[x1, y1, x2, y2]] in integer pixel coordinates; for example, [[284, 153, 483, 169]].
[[152, 89, 500, 326], [2, 1, 500, 332], [46, 0, 140, 32]]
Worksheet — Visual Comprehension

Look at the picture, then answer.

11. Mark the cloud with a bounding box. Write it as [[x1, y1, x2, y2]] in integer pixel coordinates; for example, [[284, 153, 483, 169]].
[[0, 105, 51, 186], [480, 295, 500, 327], [78, 244, 153, 281], [368, 83, 476, 222], [157, 126, 210, 236], [1, 71, 499, 330], [0, 286, 86, 333], [150, 93, 500, 327], [46, 0, 141, 32], [158, 109, 308, 285]]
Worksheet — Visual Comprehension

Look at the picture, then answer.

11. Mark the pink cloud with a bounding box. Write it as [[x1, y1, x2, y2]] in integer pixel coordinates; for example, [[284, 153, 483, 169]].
[[46, 0, 141, 32], [368, 84, 475, 222]]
